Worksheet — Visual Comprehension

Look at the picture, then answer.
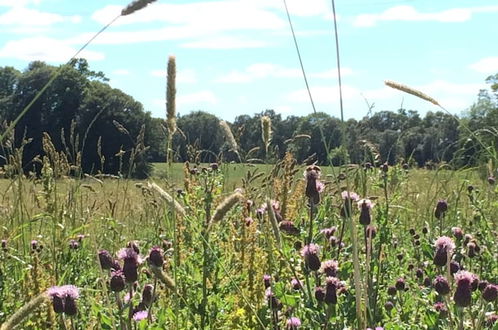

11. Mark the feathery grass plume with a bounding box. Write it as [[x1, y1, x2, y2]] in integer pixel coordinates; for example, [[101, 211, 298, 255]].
[[266, 199, 282, 249], [121, 0, 157, 16], [150, 266, 176, 291], [0, 293, 48, 330], [208, 191, 244, 229], [384, 80, 440, 106], [148, 182, 186, 218], [219, 120, 238, 152], [261, 116, 272, 154], [166, 56, 177, 135]]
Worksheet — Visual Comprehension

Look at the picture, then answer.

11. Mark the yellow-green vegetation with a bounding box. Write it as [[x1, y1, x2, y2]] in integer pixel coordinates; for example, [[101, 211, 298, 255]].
[[0, 156, 496, 329]]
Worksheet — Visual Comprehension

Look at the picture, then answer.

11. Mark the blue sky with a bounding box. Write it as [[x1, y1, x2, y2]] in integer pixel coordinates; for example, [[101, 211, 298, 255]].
[[1, 0, 497, 121]]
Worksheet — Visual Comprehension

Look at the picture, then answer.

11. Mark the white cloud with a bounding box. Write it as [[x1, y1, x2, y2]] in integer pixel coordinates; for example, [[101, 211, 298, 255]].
[[112, 69, 130, 76], [287, 85, 359, 104], [150, 68, 197, 83], [0, 7, 81, 26], [0, 0, 41, 7], [181, 36, 268, 49], [469, 57, 498, 74], [353, 5, 498, 27], [0, 37, 105, 62], [178, 91, 218, 106], [216, 63, 352, 83]]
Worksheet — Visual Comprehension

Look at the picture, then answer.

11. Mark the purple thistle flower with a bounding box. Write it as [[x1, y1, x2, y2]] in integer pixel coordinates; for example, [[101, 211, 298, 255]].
[[118, 248, 142, 283], [314, 286, 325, 302], [395, 278, 406, 291], [320, 260, 339, 277], [486, 314, 498, 327], [305, 165, 322, 204], [291, 278, 302, 290], [279, 220, 300, 235], [433, 236, 455, 266], [450, 260, 460, 275], [434, 200, 448, 219], [488, 176, 496, 185], [300, 243, 321, 271], [263, 275, 271, 289], [148, 246, 164, 268], [434, 302, 448, 318], [482, 284, 498, 302], [324, 277, 340, 304], [110, 270, 126, 292], [358, 199, 374, 226], [453, 271, 476, 307], [320, 227, 337, 239], [433, 275, 450, 295], [265, 288, 281, 310], [69, 240, 79, 250], [245, 217, 254, 226], [451, 227, 464, 240], [132, 310, 148, 322], [340, 191, 359, 218], [98, 250, 114, 270], [365, 225, 377, 239], [141, 284, 154, 306], [47, 285, 79, 316], [286, 317, 301, 329]]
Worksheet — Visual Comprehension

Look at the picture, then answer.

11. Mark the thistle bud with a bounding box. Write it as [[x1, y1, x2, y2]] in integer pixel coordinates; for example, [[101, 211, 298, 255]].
[[300, 244, 321, 271], [434, 200, 448, 219], [110, 271, 126, 292], [453, 271, 476, 307], [148, 246, 164, 268], [482, 284, 498, 302], [433, 276, 450, 295], [324, 277, 339, 304]]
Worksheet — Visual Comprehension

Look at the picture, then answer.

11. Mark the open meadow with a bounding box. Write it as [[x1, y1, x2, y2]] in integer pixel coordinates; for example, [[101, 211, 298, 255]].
[[0, 161, 496, 329]]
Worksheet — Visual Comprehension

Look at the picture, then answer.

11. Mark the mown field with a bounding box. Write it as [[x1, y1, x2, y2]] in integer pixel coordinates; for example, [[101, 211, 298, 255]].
[[0, 160, 496, 329]]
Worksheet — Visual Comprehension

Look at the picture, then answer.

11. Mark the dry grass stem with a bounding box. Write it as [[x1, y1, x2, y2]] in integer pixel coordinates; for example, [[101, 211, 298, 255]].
[[148, 182, 186, 218], [385, 80, 440, 106]]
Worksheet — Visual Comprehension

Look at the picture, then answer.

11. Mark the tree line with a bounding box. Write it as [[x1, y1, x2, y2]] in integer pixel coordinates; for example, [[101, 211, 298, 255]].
[[1, 60, 497, 177]]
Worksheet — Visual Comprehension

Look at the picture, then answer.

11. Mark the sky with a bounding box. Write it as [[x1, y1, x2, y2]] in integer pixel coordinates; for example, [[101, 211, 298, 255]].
[[1, 0, 498, 122]]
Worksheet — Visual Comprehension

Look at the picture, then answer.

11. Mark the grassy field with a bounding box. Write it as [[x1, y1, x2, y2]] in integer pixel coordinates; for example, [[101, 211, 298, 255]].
[[0, 160, 496, 329]]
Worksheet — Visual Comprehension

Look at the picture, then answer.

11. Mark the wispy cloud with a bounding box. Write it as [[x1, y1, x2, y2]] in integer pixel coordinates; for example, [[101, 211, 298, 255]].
[[112, 69, 130, 76], [0, 6, 81, 27], [469, 57, 498, 74], [216, 63, 353, 83], [0, 37, 104, 62], [353, 5, 498, 27]]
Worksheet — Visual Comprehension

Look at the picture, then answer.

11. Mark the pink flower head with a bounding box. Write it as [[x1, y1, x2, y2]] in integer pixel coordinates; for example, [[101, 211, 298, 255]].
[[117, 248, 142, 264], [320, 260, 339, 277], [451, 227, 464, 240], [300, 243, 320, 257], [320, 227, 337, 239], [316, 181, 325, 193], [132, 310, 148, 322], [341, 191, 359, 201], [286, 317, 301, 329], [454, 270, 477, 286], [47, 285, 79, 300], [434, 236, 455, 254], [357, 199, 374, 210]]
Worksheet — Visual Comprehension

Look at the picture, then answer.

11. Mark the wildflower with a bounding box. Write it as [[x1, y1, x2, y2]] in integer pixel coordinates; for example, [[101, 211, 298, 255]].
[[402, 163, 409, 170], [340, 191, 360, 218], [451, 227, 463, 240], [449, 260, 460, 274], [110, 270, 126, 292], [482, 284, 498, 302], [488, 176, 496, 185], [162, 240, 173, 250], [291, 278, 302, 290], [47, 285, 79, 316], [118, 248, 142, 283], [395, 278, 406, 291], [69, 240, 79, 250], [314, 287, 325, 302], [148, 246, 164, 268], [433, 276, 450, 295], [433, 302, 448, 318], [127, 241, 140, 254], [245, 217, 254, 226], [358, 199, 374, 225], [433, 236, 455, 266], [265, 288, 281, 310], [486, 314, 498, 327], [324, 277, 340, 304], [478, 280, 489, 292], [467, 241, 479, 258], [279, 220, 300, 235], [132, 310, 148, 322], [415, 268, 424, 279], [286, 317, 301, 329], [381, 162, 389, 173], [300, 243, 321, 271], [304, 165, 322, 205], [364, 162, 373, 170], [329, 236, 338, 247], [142, 284, 154, 306], [453, 271, 476, 307], [210, 163, 219, 171], [320, 227, 337, 239], [366, 225, 377, 239], [320, 260, 339, 277], [384, 301, 394, 311], [263, 275, 271, 289], [434, 200, 448, 219], [387, 286, 397, 296]]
